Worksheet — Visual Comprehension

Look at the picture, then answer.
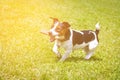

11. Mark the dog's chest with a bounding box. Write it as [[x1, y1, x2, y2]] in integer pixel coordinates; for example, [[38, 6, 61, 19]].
[[57, 40, 72, 49]]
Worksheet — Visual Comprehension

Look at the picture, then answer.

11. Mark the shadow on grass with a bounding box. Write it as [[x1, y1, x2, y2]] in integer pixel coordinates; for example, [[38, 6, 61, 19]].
[[39, 56, 102, 63], [65, 56, 102, 62]]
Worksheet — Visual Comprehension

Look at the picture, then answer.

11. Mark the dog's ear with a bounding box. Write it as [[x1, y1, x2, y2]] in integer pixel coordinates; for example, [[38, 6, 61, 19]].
[[62, 22, 70, 28], [50, 17, 59, 23]]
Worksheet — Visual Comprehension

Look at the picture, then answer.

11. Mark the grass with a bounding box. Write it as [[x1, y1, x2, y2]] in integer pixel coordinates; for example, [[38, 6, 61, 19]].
[[0, 0, 120, 80]]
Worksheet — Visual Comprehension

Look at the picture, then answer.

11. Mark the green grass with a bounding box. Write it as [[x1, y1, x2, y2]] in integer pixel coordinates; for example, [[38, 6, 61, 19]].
[[0, 0, 120, 80]]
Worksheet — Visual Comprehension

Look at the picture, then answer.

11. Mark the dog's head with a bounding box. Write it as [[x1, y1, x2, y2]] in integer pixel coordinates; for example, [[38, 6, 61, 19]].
[[49, 17, 70, 42]]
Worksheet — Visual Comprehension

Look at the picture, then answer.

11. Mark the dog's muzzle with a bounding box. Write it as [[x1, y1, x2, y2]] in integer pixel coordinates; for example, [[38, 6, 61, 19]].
[[48, 32, 55, 42]]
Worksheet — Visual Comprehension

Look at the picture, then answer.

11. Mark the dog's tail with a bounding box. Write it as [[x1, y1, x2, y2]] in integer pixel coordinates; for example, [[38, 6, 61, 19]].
[[95, 22, 100, 35]]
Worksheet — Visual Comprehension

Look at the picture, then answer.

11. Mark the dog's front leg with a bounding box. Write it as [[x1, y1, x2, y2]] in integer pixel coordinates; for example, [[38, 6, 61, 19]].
[[53, 41, 61, 58], [59, 49, 72, 62]]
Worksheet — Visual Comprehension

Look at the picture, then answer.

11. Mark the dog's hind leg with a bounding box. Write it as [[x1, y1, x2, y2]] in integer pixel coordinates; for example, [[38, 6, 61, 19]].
[[84, 46, 95, 60], [84, 39, 98, 59], [85, 50, 95, 60]]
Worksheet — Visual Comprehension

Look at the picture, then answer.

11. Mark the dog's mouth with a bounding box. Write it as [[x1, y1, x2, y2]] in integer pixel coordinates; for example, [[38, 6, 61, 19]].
[[49, 35, 55, 42], [48, 32, 64, 42], [49, 35, 65, 42]]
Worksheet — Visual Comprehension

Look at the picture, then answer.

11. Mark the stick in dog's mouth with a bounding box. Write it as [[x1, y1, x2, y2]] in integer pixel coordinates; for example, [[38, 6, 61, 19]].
[[49, 35, 55, 42], [40, 30, 49, 35], [40, 30, 55, 42], [40, 30, 65, 42]]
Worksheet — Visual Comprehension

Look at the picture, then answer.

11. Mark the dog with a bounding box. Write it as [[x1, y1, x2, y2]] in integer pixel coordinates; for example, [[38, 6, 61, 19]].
[[41, 17, 100, 62]]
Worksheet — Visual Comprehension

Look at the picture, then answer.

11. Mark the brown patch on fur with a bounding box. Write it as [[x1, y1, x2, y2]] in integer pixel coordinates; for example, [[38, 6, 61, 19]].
[[58, 29, 71, 42], [82, 30, 95, 43], [55, 22, 71, 41], [73, 30, 95, 46], [50, 17, 59, 28], [73, 30, 83, 45]]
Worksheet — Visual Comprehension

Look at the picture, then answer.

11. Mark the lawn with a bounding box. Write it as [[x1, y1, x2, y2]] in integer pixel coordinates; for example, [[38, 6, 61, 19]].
[[0, 0, 120, 80]]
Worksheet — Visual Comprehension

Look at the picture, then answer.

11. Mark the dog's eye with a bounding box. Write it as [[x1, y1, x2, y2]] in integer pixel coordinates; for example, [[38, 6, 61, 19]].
[[56, 28, 61, 32]]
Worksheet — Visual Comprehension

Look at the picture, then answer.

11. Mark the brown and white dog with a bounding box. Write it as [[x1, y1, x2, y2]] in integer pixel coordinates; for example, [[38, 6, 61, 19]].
[[42, 17, 100, 62]]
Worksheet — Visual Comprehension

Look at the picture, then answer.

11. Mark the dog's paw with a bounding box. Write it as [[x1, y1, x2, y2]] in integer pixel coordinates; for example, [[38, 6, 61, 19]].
[[56, 53, 61, 58], [59, 57, 66, 62], [85, 56, 91, 60], [58, 59, 64, 62]]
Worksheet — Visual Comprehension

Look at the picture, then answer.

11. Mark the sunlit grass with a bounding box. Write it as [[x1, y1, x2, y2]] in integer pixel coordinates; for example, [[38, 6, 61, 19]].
[[0, 0, 120, 80]]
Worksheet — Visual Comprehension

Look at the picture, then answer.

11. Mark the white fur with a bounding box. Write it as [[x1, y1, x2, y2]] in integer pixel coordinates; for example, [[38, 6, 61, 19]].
[[89, 32, 98, 50], [50, 22, 59, 36], [85, 51, 94, 59], [95, 22, 100, 30], [53, 40, 61, 57]]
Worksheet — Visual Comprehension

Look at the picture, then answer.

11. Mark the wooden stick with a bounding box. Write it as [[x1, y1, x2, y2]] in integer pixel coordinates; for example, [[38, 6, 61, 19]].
[[40, 30, 49, 35]]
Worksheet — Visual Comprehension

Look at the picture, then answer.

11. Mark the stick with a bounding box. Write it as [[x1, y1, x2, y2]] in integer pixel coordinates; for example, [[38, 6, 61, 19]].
[[40, 30, 49, 35]]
